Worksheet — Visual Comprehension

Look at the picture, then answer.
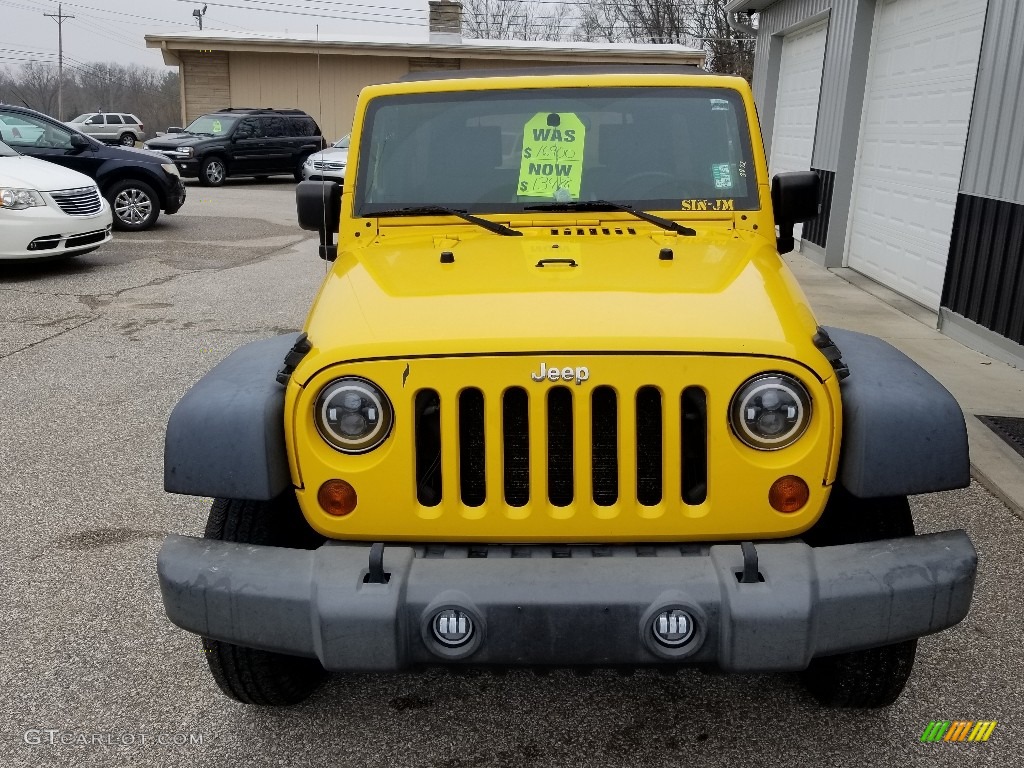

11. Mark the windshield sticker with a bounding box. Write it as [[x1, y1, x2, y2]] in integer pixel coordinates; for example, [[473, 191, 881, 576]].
[[211, 119, 222, 134], [682, 199, 736, 211], [710, 98, 732, 112], [518, 112, 586, 200], [712, 163, 734, 190]]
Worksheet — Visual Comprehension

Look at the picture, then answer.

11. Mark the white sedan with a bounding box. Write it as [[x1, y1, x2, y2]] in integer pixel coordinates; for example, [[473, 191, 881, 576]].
[[0, 139, 112, 261]]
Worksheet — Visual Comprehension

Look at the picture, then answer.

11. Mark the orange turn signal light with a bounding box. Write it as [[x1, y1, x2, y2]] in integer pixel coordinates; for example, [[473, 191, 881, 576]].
[[768, 475, 809, 513], [318, 479, 357, 516]]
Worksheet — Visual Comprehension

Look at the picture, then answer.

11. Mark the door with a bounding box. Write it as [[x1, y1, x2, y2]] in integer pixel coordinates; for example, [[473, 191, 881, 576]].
[[0, 109, 102, 178], [260, 116, 292, 172], [770, 20, 828, 243], [229, 117, 267, 173], [845, 0, 987, 310]]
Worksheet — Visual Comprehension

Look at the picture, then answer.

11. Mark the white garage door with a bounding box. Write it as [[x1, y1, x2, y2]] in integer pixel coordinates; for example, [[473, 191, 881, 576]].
[[770, 20, 828, 242], [845, 0, 986, 309]]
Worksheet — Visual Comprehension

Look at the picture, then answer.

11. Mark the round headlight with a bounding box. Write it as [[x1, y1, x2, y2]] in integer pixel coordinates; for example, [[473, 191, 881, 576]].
[[729, 373, 811, 450], [314, 377, 394, 453]]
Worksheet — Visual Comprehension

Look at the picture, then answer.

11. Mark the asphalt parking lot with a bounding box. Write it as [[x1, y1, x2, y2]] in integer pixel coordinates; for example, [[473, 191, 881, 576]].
[[1, 178, 1020, 767]]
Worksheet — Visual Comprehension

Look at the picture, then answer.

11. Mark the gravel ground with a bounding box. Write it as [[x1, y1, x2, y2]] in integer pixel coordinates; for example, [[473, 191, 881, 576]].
[[1, 179, 1019, 767]]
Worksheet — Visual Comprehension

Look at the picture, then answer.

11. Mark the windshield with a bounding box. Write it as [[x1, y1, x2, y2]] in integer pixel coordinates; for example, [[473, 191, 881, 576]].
[[334, 134, 350, 149], [183, 114, 239, 136], [355, 87, 758, 215], [69, 114, 91, 123], [0, 139, 18, 156]]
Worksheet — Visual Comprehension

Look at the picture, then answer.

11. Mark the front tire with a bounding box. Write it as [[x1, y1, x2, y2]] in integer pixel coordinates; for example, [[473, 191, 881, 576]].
[[800, 485, 918, 707], [200, 494, 326, 706], [108, 179, 160, 231], [199, 156, 227, 186]]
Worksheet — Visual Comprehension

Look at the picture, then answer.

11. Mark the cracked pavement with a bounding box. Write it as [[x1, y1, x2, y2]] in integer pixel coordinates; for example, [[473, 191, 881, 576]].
[[1, 180, 1021, 767]]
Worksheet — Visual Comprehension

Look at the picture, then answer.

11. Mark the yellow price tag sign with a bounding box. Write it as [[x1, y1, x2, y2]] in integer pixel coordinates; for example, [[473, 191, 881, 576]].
[[517, 112, 586, 200], [211, 120, 222, 134]]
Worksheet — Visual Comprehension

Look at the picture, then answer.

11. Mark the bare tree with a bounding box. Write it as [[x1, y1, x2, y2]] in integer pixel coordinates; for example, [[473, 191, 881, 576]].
[[573, 0, 754, 79], [0, 61, 180, 131], [461, 0, 572, 42]]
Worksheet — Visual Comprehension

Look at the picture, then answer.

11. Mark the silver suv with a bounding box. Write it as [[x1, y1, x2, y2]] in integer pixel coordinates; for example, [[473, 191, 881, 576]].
[[66, 113, 146, 146]]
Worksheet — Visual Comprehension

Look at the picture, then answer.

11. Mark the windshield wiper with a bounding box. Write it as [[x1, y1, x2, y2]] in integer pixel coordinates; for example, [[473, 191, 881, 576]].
[[524, 200, 696, 236], [372, 206, 521, 236]]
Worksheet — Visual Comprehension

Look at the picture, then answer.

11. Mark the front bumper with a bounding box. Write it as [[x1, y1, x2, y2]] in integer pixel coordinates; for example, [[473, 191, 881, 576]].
[[159, 530, 975, 671], [0, 203, 112, 259]]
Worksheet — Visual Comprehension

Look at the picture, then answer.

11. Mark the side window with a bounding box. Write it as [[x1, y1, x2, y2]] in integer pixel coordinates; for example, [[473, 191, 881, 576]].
[[86, 114, 103, 125], [106, 114, 123, 125], [0, 111, 72, 149], [262, 116, 288, 138], [235, 117, 263, 139], [123, 115, 137, 125]]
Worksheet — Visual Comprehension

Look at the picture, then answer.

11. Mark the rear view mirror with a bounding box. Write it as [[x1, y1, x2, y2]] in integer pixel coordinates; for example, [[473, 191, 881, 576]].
[[70, 132, 90, 150], [771, 171, 820, 254], [296, 180, 341, 261]]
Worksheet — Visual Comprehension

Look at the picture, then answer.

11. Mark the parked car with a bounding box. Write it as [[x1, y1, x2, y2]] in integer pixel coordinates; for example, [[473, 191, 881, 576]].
[[144, 108, 324, 186], [66, 112, 146, 146], [300, 133, 349, 184], [0, 139, 112, 260], [0, 104, 185, 231]]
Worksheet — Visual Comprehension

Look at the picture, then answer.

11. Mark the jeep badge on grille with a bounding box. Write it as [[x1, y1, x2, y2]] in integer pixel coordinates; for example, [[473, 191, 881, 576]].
[[530, 362, 590, 385]]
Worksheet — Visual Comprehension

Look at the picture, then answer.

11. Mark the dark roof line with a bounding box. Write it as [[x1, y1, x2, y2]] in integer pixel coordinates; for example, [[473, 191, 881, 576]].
[[400, 64, 708, 82]]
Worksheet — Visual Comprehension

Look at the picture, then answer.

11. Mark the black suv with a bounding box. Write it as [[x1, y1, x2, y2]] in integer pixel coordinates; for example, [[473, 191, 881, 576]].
[[144, 108, 324, 186], [0, 104, 186, 231]]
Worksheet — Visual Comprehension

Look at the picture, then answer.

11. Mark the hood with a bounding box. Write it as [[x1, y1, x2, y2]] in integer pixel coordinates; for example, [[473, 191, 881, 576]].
[[0, 154, 96, 192], [97, 143, 173, 164], [146, 134, 205, 149], [301, 229, 829, 380], [309, 147, 348, 164]]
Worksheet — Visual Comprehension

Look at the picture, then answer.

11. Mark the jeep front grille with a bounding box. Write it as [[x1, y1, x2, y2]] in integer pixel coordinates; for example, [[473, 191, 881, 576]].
[[414, 385, 708, 509]]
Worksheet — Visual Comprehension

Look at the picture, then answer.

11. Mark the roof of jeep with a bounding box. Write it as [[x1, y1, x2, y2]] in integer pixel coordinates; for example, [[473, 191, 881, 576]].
[[400, 64, 708, 82]]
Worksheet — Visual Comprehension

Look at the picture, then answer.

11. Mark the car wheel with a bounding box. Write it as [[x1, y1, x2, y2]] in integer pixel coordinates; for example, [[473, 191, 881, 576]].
[[800, 485, 918, 708], [294, 154, 312, 182], [119, 132, 137, 147], [200, 494, 327, 706], [200, 156, 227, 186], [108, 179, 160, 231]]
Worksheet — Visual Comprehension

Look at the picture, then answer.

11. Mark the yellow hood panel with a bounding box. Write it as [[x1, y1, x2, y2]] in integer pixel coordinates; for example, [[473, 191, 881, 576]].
[[299, 229, 828, 383]]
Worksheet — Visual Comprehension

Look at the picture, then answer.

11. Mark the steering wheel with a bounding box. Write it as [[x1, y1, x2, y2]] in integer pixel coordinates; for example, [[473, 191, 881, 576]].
[[618, 170, 676, 197]]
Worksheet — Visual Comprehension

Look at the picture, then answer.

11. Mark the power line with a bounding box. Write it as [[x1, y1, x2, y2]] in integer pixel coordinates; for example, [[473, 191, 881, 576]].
[[171, 0, 426, 28]]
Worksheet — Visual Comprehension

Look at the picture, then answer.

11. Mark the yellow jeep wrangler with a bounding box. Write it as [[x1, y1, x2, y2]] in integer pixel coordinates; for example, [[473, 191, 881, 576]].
[[159, 67, 976, 708]]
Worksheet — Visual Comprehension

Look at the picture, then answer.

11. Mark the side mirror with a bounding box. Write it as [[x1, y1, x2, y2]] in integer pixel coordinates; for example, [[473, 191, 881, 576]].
[[771, 171, 820, 254], [69, 132, 90, 151], [296, 180, 341, 261], [167, 126, 184, 134]]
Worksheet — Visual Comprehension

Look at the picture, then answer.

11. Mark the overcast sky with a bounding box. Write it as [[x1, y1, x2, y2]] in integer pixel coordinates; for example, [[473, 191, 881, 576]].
[[2, 0, 427, 71]]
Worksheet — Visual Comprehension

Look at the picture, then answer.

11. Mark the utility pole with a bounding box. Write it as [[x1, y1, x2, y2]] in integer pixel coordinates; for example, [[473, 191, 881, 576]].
[[43, 3, 74, 120]]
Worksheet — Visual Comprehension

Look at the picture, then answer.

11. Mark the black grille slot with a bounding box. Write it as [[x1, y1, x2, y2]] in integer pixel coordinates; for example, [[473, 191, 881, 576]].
[[414, 390, 442, 506], [502, 387, 530, 506], [591, 386, 618, 505], [459, 388, 486, 506], [547, 387, 574, 506], [682, 387, 708, 505], [636, 386, 663, 505]]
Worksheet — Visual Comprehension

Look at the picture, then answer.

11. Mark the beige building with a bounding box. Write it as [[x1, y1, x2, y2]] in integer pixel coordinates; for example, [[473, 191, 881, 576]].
[[145, 1, 705, 141]]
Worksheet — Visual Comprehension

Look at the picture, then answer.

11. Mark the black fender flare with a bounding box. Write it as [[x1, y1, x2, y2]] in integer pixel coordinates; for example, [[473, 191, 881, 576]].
[[164, 333, 302, 500], [825, 327, 970, 498]]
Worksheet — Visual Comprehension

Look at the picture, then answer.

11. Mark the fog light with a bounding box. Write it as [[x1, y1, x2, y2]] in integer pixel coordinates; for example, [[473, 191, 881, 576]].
[[652, 609, 694, 647], [318, 479, 357, 516], [769, 475, 809, 513], [432, 609, 474, 647]]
